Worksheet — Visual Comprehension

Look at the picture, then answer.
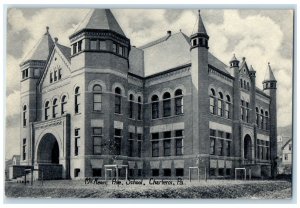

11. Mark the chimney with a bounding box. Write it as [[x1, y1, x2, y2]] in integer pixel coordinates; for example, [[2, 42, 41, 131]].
[[167, 30, 172, 36], [54, 37, 58, 43]]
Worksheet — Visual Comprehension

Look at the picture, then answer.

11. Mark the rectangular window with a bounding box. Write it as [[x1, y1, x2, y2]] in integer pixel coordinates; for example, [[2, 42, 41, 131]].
[[93, 127, 102, 155], [92, 168, 102, 177], [152, 102, 159, 119], [137, 103, 142, 120], [210, 168, 215, 176], [34, 69, 40, 77], [210, 138, 215, 155], [115, 95, 121, 114], [129, 140, 134, 157], [138, 169, 142, 176], [175, 168, 184, 176], [114, 129, 122, 155], [112, 43, 117, 53], [100, 41, 106, 50], [22, 138, 26, 160], [118, 45, 123, 55], [152, 169, 159, 176], [90, 40, 97, 50], [163, 140, 171, 156], [163, 169, 171, 176], [226, 141, 231, 157], [218, 168, 224, 176], [217, 139, 224, 156], [217, 100, 222, 116], [163, 100, 171, 117], [175, 130, 184, 156], [152, 141, 159, 157], [210, 97, 215, 114], [129, 101, 134, 118], [137, 134, 142, 157], [78, 40, 82, 52], [226, 168, 231, 176], [73, 43, 77, 55], [93, 93, 102, 111], [289, 144, 292, 151], [225, 102, 230, 118], [75, 128, 80, 156], [284, 154, 288, 160], [175, 97, 183, 115]]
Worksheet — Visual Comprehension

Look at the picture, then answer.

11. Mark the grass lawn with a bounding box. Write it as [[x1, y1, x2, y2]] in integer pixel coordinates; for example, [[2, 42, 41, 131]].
[[5, 179, 292, 199]]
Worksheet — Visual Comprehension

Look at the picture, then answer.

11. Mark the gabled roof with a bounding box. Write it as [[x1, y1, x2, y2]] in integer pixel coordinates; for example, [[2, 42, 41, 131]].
[[21, 27, 54, 64], [72, 9, 125, 36], [264, 62, 276, 82]]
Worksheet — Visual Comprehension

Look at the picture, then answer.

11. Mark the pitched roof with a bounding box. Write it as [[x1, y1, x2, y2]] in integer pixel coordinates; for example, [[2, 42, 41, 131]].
[[73, 9, 125, 36], [22, 27, 54, 64], [56, 43, 71, 62], [264, 63, 276, 81], [138, 31, 229, 77]]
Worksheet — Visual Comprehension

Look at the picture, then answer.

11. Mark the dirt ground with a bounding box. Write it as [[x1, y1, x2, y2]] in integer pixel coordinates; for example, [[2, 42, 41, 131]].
[[5, 179, 292, 199]]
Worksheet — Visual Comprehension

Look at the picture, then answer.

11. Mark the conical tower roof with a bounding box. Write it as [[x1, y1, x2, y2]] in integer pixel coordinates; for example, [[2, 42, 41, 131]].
[[196, 10, 207, 34], [230, 54, 238, 62], [73, 9, 125, 36], [249, 65, 255, 71], [22, 27, 54, 64], [264, 62, 276, 81]]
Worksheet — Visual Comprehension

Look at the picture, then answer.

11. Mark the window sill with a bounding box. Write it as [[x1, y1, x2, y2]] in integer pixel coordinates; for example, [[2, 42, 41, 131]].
[[114, 113, 123, 116], [151, 114, 184, 121], [74, 113, 82, 116], [210, 113, 232, 121]]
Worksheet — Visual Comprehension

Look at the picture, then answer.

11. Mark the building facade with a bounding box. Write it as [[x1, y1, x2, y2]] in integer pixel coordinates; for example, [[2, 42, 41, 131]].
[[18, 9, 277, 179]]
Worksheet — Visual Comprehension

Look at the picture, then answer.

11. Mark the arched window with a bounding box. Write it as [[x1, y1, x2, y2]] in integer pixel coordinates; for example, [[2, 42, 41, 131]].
[[61, 95, 67, 115], [151, 95, 159, 119], [175, 89, 183, 115], [53, 98, 58, 118], [163, 92, 171, 117], [260, 109, 264, 129], [129, 94, 134, 118], [243, 80, 246, 89], [45, 101, 50, 120], [23, 105, 27, 127], [217, 92, 223, 117], [93, 85, 102, 111], [137, 96, 142, 120], [210, 89, 216, 114], [75, 87, 80, 114], [265, 111, 269, 130], [225, 95, 231, 119], [115, 87, 122, 114]]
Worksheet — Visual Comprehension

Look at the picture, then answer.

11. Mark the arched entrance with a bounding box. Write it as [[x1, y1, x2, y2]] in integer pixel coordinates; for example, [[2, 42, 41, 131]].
[[37, 133, 60, 164], [244, 135, 252, 160]]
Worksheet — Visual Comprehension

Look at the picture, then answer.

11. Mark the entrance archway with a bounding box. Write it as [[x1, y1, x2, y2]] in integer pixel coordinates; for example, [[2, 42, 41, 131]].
[[244, 134, 252, 160], [37, 133, 60, 164]]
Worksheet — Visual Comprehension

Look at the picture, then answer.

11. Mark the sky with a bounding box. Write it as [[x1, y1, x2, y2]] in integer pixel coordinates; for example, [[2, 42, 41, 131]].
[[5, 8, 294, 159]]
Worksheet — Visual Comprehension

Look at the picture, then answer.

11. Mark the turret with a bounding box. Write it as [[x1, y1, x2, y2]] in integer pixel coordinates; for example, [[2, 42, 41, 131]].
[[263, 63, 277, 178], [189, 10, 210, 177], [19, 27, 54, 165], [69, 9, 131, 73]]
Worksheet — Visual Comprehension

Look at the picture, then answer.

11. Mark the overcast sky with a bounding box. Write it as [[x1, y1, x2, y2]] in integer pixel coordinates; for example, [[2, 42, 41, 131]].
[[5, 8, 294, 159]]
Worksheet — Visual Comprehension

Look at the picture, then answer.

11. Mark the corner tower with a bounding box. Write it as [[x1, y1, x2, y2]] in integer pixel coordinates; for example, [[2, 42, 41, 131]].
[[190, 10, 210, 175], [19, 27, 54, 165], [263, 63, 277, 178], [69, 9, 131, 72]]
